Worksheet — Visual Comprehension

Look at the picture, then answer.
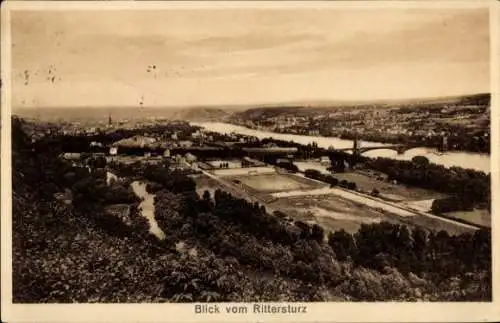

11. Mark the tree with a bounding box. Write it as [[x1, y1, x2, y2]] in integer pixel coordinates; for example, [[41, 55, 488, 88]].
[[202, 190, 212, 204], [431, 197, 473, 214], [88, 156, 107, 169], [346, 182, 357, 190], [412, 156, 430, 167], [295, 221, 311, 240], [304, 169, 322, 179], [328, 177, 339, 187], [183, 194, 199, 218], [63, 171, 77, 186], [472, 229, 491, 270], [328, 230, 357, 261], [328, 153, 348, 173], [311, 224, 325, 243], [102, 184, 138, 205], [412, 227, 428, 273]]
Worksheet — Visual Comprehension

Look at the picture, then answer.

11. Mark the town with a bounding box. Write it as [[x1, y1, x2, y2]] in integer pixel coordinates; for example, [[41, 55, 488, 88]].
[[229, 93, 490, 154]]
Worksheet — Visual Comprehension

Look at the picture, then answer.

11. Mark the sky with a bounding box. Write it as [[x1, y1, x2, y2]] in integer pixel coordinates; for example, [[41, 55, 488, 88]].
[[11, 8, 490, 109]]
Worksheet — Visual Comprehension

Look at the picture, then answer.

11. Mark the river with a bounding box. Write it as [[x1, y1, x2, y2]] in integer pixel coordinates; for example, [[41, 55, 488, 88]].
[[193, 122, 490, 173]]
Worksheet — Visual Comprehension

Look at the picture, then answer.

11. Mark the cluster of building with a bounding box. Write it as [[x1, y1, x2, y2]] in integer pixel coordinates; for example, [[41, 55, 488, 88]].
[[234, 103, 489, 142], [57, 118, 304, 174]]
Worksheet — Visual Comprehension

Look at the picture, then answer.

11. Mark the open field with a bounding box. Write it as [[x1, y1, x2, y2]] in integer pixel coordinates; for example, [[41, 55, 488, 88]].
[[229, 173, 326, 193], [272, 187, 415, 217], [268, 194, 403, 234], [191, 174, 229, 197], [404, 199, 435, 213], [191, 173, 266, 203], [268, 193, 476, 235], [333, 171, 447, 201], [210, 166, 277, 177], [445, 209, 491, 228]]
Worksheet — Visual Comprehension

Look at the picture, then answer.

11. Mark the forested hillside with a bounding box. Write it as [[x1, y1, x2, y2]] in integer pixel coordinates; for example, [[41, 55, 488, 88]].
[[12, 118, 491, 302]]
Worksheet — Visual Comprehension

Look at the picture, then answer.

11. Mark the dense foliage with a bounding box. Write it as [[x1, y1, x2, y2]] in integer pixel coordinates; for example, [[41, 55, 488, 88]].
[[328, 225, 490, 286]]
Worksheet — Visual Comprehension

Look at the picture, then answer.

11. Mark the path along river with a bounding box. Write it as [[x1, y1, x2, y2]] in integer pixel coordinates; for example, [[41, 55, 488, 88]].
[[193, 122, 490, 173], [130, 181, 166, 240]]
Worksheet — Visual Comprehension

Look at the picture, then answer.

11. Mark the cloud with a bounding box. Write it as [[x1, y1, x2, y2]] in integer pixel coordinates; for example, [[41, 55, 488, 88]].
[[181, 32, 325, 54], [10, 8, 490, 108]]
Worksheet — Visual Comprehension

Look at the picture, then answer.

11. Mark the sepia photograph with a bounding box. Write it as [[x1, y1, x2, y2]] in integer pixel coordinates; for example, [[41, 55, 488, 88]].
[[1, 1, 499, 322]]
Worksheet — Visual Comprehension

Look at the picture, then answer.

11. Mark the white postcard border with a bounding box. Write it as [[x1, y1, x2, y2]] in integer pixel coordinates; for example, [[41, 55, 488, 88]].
[[1, 1, 500, 322]]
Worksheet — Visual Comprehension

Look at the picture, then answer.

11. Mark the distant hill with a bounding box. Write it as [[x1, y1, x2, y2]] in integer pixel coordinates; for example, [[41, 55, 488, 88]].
[[170, 107, 234, 122], [12, 93, 489, 122], [230, 93, 491, 121], [13, 106, 235, 122]]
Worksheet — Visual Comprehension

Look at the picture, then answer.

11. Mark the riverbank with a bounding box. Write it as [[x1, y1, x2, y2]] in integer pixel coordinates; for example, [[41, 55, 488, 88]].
[[260, 125, 489, 155], [193, 122, 490, 173]]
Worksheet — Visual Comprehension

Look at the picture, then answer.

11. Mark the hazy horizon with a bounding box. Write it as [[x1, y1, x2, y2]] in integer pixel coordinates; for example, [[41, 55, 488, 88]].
[[12, 91, 491, 112], [11, 8, 490, 109]]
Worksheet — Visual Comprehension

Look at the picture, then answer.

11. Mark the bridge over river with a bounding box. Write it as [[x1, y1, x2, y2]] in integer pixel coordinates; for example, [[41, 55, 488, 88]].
[[330, 136, 446, 156], [336, 143, 423, 155], [192, 122, 490, 173]]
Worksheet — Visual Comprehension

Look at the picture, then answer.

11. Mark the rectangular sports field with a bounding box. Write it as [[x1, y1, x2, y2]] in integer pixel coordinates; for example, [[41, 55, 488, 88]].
[[231, 173, 326, 193], [268, 193, 477, 235]]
